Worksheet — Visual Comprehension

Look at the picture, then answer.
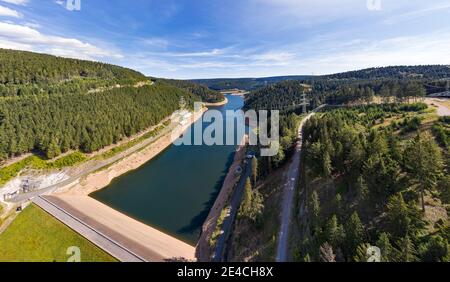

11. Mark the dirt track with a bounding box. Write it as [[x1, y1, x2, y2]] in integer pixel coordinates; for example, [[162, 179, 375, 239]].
[[425, 98, 450, 116]]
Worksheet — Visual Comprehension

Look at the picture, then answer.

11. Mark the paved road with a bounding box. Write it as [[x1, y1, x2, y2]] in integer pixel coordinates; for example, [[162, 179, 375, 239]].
[[275, 106, 324, 262], [212, 160, 252, 262], [9, 120, 178, 203], [32, 196, 145, 262]]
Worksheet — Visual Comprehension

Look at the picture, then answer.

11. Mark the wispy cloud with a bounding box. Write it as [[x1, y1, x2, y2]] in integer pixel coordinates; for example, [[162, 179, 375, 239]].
[[0, 5, 22, 18], [0, 21, 123, 60], [1, 0, 29, 6]]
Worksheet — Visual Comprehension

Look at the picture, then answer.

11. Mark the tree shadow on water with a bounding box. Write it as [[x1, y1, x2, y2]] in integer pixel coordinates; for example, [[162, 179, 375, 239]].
[[177, 151, 235, 239]]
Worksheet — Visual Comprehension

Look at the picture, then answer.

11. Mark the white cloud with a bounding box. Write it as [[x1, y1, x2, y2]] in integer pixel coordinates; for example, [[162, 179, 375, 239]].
[[0, 5, 22, 18], [279, 31, 450, 75], [1, 0, 28, 6], [0, 21, 123, 60]]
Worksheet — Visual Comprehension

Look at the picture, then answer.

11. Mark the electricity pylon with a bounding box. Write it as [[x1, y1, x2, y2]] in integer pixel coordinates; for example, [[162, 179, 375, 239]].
[[299, 92, 310, 114]]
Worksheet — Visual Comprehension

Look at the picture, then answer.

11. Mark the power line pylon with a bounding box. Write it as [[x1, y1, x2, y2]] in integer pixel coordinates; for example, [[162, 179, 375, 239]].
[[299, 92, 310, 114]]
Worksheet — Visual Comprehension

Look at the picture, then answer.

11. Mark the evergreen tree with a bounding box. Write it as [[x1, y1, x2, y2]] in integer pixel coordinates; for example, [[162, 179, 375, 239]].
[[404, 132, 444, 212], [345, 211, 364, 258], [325, 214, 345, 249], [239, 178, 253, 219], [353, 243, 372, 262], [238, 177, 264, 222], [386, 194, 411, 239], [46, 138, 61, 159], [420, 236, 449, 262], [397, 235, 417, 262], [308, 191, 321, 230], [376, 232, 393, 262]]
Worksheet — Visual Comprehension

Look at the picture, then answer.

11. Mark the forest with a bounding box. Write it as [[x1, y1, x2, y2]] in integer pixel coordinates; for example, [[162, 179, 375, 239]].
[[325, 65, 450, 80], [295, 105, 449, 262], [0, 49, 147, 97], [0, 83, 197, 161], [245, 79, 430, 111], [0, 49, 200, 161], [157, 78, 224, 103], [193, 65, 449, 92], [192, 75, 311, 91]]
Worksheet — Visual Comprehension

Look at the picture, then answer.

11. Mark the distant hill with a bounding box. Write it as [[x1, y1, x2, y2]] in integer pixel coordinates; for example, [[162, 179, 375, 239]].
[[324, 65, 450, 80], [0, 49, 197, 161], [193, 66, 450, 92], [191, 75, 312, 91], [244, 65, 450, 111], [156, 78, 224, 103], [244, 80, 312, 111]]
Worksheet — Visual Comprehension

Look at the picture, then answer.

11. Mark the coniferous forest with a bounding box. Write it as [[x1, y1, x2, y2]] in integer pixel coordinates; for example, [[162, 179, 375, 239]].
[[295, 105, 449, 262], [158, 78, 225, 103], [0, 49, 200, 161]]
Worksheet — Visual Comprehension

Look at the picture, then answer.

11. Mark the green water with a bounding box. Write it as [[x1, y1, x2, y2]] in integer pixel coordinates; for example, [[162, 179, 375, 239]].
[[91, 95, 244, 245]]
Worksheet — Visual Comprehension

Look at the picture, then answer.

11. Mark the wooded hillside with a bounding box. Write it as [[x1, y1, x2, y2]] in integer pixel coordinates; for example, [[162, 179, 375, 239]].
[[0, 49, 198, 161]]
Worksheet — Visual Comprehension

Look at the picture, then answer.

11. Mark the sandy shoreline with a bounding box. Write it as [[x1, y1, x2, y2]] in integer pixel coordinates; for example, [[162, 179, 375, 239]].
[[196, 135, 247, 261], [203, 97, 228, 107], [45, 107, 207, 261], [56, 108, 206, 196]]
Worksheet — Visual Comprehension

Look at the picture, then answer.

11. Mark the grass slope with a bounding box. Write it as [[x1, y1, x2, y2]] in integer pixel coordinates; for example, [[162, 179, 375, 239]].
[[0, 204, 116, 262]]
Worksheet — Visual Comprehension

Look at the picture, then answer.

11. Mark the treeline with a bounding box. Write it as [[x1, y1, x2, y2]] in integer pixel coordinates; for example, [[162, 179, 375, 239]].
[[325, 65, 450, 80], [193, 66, 449, 92], [245, 79, 429, 111], [157, 78, 224, 103], [297, 105, 449, 262], [249, 113, 301, 180], [192, 75, 311, 91], [0, 48, 146, 97], [0, 82, 197, 160], [244, 81, 311, 112]]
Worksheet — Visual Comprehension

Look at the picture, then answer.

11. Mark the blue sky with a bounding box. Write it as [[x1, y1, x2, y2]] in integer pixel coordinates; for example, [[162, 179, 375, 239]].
[[0, 0, 449, 78]]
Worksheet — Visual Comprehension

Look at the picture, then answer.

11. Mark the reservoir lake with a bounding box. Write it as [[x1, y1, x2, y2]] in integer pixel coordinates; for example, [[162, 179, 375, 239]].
[[91, 95, 245, 245]]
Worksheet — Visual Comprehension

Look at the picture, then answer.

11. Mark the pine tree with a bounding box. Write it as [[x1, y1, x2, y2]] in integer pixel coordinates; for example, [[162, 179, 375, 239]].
[[46, 138, 61, 159], [353, 243, 372, 262], [420, 236, 449, 262], [238, 177, 253, 219], [404, 132, 444, 212], [325, 214, 345, 249], [238, 177, 264, 222], [376, 232, 393, 262], [308, 191, 320, 230], [355, 176, 369, 203], [322, 150, 332, 177], [345, 211, 364, 258], [386, 194, 411, 239], [397, 235, 416, 262]]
